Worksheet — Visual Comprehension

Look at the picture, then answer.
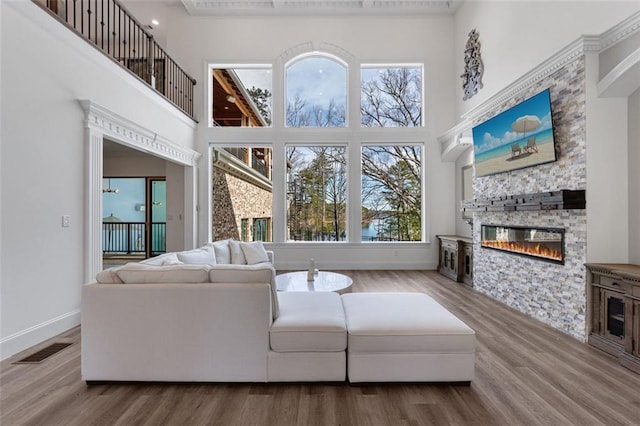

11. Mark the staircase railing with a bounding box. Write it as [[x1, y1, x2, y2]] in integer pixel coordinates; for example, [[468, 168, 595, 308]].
[[33, 0, 196, 120]]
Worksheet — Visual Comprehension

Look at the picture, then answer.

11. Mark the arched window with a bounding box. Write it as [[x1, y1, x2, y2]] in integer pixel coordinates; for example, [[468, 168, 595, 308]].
[[285, 55, 347, 128], [208, 50, 425, 245]]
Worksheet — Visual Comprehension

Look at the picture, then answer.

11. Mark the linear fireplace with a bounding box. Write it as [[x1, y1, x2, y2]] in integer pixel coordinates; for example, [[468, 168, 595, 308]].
[[481, 224, 565, 264]]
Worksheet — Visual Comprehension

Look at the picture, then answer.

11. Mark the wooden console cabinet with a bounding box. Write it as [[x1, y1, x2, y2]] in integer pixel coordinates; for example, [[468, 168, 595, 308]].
[[586, 263, 640, 374], [437, 235, 473, 286]]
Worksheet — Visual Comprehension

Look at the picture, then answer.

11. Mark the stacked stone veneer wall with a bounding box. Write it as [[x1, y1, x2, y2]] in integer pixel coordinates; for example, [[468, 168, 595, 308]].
[[213, 167, 272, 241], [472, 56, 588, 341]]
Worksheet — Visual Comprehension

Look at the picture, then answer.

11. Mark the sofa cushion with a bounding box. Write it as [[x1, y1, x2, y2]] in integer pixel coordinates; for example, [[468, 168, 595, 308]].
[[270, 292, 346, 352], [209, 264, 279, 318], [341, 293, 475, 354], [95, 266, 123, 283], [228, 239, 247, 265], [140, 252, 181, 266], [177, 247, 216, 266], [116, 263, 211, 284], [241, 241, 270, 265]]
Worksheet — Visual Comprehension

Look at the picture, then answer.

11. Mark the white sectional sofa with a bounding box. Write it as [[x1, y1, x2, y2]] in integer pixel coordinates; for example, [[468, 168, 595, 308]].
[[83, 241, 475, 383]]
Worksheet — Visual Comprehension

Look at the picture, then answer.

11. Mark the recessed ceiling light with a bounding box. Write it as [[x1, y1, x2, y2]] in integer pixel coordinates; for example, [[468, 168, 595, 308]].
[[151, 19, 159, 26]]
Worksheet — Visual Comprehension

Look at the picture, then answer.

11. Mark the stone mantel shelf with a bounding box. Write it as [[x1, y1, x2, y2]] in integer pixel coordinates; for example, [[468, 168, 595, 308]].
[[463, 189, 586, 213]]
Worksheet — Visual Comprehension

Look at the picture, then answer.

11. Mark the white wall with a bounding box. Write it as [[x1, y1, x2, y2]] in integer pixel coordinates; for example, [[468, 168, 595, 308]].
[[162, 13, 458, 269], [588, 54, 629, 263], [0, 2, 195, 360], [629, 89, 640, 264], [454, 147, 474, 237], [454, 1, 640, 118]]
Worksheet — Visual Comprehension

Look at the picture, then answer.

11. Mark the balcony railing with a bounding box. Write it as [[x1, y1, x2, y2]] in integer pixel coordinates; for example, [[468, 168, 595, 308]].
[[103, 222, 165, 256], [223, 147, 270, 179], [34, 0, 196, 120]]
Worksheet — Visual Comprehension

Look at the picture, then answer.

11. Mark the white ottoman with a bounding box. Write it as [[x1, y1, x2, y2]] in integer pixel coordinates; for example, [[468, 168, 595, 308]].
[[341, 292, 475, 383], [268, 291, 347, 381]]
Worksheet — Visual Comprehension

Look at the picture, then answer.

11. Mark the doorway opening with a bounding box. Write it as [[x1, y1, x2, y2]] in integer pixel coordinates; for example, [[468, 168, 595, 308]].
[[102, 177, 166, 266]]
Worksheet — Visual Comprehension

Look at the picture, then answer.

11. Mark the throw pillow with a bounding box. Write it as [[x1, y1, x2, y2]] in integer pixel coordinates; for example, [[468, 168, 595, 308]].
[[177, 247, 216, 266], [240, 241, 269, 265], [211, 239, 231, 264], [228, 239, 247, 265]]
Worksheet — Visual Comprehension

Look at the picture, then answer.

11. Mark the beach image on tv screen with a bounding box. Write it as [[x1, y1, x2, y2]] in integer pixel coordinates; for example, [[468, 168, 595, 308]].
[[472, 89, 556, 177]]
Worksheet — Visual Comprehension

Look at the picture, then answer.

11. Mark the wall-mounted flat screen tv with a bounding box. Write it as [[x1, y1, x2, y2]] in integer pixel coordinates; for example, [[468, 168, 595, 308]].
[[472, 89, 557, 177]]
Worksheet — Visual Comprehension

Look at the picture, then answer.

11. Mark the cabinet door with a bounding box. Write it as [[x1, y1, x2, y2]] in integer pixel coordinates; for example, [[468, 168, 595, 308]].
[[602, 290, 626, 345], [634, 300, 640, 357]]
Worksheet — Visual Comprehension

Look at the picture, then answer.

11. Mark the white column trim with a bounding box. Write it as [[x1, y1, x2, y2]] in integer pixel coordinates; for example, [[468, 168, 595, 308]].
[[81, 100, 201, 279], [85, 127, 104, 281]]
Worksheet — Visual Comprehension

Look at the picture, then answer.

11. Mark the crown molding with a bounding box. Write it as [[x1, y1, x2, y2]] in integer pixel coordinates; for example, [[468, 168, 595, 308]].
[[460, 36, 588, 124], [598, 10, 640, 53], [439, 11, 640, 162], [181, 0, 459, 16], [598, 46, 640, 98], [80, 100, 201, 167]]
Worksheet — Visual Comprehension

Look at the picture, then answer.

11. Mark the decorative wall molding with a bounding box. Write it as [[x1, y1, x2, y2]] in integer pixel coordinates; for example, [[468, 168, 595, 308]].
[[80, 100, 200, 167], [279, 41, 356, 66], [597, 47, 640, 98], [438, 11, 640, 161], [460, 37, 587, 124], [181, 0, 460, 16], [598, 10, 640, 53], [80, 100, 200, 279]]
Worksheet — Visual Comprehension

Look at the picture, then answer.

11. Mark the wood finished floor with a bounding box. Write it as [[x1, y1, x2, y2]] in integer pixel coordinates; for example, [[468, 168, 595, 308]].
[[2, 270, 640, 426]]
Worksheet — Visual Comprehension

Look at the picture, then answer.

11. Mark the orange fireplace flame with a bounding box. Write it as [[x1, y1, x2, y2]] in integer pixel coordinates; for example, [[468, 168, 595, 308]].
[[482, 240, 563, 261]]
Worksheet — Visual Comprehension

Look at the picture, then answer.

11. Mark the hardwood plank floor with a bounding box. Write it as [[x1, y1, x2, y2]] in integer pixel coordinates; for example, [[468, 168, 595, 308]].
[[2, 271, 639, 425]]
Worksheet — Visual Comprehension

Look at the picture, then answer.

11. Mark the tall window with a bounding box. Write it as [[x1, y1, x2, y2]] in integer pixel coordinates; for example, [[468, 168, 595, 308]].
[[286, 146, 347, 241], [361, 66, 423, 127], [362, 145, 422, 241], [209, 56, 426, 244], [210, 66, 272, 127], [286, 56, 347, 127], [212, 146, 273, 242]]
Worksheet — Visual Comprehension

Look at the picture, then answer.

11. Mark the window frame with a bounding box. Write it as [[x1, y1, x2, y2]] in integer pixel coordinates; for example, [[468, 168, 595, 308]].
[[284, 53, 349, 129], [206, 55, 428, 246]]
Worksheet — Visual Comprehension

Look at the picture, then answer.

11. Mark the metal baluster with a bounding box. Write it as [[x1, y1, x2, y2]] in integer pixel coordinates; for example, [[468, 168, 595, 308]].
[[94, 0, 97, 45], [100, 0, 104, 50], [87, 0, 91, 44]]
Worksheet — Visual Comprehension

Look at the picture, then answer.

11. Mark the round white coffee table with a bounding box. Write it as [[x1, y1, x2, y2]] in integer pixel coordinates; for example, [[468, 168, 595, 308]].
[[276, 271, 353, 294]]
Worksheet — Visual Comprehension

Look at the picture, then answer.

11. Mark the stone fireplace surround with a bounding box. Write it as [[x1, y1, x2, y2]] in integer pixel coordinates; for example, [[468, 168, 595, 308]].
[[439, 13, 639, 343], [471, 56, 588, 341]]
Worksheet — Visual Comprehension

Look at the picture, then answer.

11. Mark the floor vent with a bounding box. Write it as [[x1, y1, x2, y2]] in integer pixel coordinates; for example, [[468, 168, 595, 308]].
[[13, 343, 72, 364]]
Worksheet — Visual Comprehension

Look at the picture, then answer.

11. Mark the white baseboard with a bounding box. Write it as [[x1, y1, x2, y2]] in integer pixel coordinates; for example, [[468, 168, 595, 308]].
[[0, 310, 81, 361]]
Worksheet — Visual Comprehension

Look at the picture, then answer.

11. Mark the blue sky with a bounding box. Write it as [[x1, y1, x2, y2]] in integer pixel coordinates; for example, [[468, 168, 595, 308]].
[[472, 89, 553, 154], [286, 56, 347, 108]]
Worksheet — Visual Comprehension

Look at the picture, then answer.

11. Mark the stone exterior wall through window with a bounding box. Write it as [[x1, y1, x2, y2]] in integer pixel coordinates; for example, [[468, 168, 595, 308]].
[[212, 167, 272, 242]]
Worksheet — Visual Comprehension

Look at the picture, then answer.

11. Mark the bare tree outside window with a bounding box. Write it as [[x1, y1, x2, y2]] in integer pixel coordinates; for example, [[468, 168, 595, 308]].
[[362, 145, 422, 241], [287, 146, 347, 241], [361, 67, 422, 127]]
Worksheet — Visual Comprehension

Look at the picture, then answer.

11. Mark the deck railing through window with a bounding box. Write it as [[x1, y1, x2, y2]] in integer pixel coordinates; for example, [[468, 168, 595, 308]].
[[103, 222, 166, 255], [34, 0, 196, 119]]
